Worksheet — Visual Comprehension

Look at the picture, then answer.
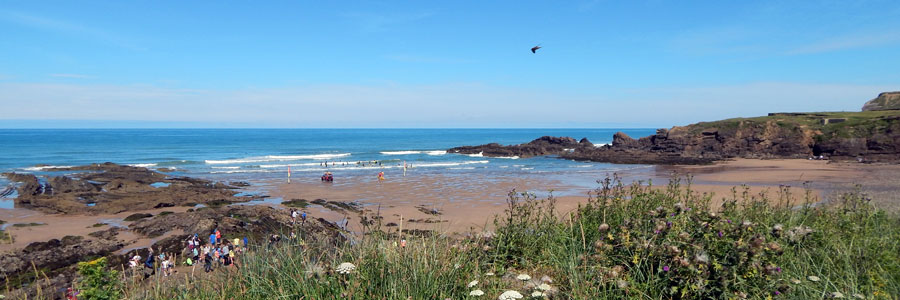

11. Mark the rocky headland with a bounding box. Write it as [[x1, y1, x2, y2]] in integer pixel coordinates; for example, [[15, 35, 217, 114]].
[[451, 93, 900, 164]]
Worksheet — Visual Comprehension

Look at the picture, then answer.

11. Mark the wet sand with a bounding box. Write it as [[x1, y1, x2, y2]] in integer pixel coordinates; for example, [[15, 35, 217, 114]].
[[271, 159, 900, 233], [0, 206, 191, 253]]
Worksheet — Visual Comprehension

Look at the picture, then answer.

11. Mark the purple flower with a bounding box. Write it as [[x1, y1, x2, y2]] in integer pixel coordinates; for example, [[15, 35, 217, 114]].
[[654, 230, 660, 234], [663, 265, 670, 272], [774, 291, 781, 295], [718, 231, 723, 237], [726, 219, 732, 224], [670, 213, 676, 217], [666, 222, 672, 227], [776, 267, 782, 273]]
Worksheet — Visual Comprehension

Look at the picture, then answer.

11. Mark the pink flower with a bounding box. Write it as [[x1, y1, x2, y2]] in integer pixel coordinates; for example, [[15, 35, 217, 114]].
[[663, 265, 670, 272]]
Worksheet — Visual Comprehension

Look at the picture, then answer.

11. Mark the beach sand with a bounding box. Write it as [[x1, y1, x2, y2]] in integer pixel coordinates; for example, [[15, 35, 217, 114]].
[[2, 158, 897, 253]]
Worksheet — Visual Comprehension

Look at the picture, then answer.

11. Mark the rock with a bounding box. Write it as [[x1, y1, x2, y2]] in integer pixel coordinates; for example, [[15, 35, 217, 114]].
[[448, 136, 587, 158], [2, 163, 247, 214], [862, 91, 900, 111]]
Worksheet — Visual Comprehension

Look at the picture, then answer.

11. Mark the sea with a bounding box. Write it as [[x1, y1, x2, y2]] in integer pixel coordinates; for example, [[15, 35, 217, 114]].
[[0, 129, 657, 209]]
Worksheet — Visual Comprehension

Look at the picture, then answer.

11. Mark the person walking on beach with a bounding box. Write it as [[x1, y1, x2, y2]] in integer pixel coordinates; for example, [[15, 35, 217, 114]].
[[378, 171, 385, 181]]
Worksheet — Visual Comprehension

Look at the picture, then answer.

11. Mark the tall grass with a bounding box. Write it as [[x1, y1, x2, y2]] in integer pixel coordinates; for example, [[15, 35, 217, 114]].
[[129, 176, 900, 299]]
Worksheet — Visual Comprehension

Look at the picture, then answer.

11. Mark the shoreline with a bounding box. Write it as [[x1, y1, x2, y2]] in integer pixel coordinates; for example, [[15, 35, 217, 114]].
[[1, 158, 897, 253]]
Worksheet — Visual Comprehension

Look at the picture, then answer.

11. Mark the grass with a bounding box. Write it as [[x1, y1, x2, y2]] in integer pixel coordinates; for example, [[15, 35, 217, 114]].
[[689, 110, 900, 142], [119, 176, 899, 299], [11, 222, 45, 228]]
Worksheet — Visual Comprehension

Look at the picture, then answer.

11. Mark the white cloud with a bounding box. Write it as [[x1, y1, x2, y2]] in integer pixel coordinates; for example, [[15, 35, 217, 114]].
[[50, 73, 93, 79], [0, 10, 144, 50], [787, 31, 900, 55]]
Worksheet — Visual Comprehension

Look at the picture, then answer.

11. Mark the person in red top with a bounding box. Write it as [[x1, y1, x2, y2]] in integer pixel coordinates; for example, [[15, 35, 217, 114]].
[[215, 229, 221, 245]]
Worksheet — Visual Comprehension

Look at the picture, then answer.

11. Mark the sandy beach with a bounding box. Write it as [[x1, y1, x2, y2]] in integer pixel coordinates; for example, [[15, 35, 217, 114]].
[[269, 158, 900, 234], [2, 158, 897, 253]]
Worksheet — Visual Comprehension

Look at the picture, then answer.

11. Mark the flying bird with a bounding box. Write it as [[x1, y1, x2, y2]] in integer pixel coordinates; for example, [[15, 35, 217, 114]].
[[531, 45, 542, 53]]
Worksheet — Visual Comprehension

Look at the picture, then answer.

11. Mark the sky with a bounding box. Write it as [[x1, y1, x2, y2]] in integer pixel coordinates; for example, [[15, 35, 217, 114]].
[[1, 0, 899, 128]]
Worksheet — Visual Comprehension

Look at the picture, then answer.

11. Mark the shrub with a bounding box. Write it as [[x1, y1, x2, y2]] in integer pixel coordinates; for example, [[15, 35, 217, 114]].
[[76, 257, 122, 300]]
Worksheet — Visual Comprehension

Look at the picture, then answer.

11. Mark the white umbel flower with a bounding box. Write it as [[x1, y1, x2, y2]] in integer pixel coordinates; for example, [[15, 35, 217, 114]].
[[335, 262, 356, 274], [516, 274, 531, 281], [498, 290, 524, 300], [531, 291, 544, 298], [537, 283, 551, 291], [807, 275, 820, 282], [485, 272, 495, 276], [469, 289, 485, 296], [468, 280, 479, 288]]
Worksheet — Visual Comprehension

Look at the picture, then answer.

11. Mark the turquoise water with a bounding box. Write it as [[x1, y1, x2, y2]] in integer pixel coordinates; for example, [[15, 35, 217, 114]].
[[0, 129, 656, 207]]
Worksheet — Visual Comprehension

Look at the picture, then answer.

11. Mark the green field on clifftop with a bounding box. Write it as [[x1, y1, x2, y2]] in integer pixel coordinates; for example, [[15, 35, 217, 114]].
[[688, 110, 900, 139]]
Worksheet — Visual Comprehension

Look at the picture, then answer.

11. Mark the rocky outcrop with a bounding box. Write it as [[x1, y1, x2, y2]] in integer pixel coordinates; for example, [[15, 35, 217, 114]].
[[862, 92, 900, 111], [562, 111, 900, 164], [448, 136, 588, 158], [2, 163, 248, 214]]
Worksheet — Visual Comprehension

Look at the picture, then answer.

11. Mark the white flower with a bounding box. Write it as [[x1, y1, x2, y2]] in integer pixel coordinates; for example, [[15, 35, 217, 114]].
[[832, 292, 845, 298], [485, 272, 495, 276], [530, 291, 544, 298], [537, 283, 551, 291], [469, 289, 485, 296], [468, 280, 479, 288], [455, 263, 461, 269], [516, 274, 531, 281], [335, 262, 356, 274], [807, 275, 820, 282], [498, 290, 524, 300], [852, 294, 865, 299]]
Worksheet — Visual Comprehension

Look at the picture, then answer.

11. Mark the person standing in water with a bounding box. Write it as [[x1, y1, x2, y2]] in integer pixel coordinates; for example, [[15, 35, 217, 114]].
[[378, 171, 385, 181]]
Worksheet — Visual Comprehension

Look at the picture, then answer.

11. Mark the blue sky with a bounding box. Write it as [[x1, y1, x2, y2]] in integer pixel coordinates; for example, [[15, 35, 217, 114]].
[[1, 0, 899, 128]]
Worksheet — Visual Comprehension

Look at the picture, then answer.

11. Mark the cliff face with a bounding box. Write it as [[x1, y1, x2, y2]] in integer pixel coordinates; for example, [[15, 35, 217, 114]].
[[563, 111, 900, 164], [862, 92, 900, 111]]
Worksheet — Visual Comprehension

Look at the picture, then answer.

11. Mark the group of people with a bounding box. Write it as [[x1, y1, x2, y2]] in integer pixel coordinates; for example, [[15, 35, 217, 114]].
[[127, 247, 176, 278]]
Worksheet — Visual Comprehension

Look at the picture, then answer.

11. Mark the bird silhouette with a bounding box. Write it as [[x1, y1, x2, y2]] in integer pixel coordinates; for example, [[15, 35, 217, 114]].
[[531, 45, 542, 53]]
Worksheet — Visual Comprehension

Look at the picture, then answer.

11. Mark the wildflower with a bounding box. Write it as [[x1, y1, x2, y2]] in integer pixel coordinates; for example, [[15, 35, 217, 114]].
[[469, 289, 485, 296], [718, 231, 724, 237], [498, 290, 524, 300], [540, 275, 553, 283], [694, 252, 709, 265], [537, 283, 552, 291], [455, 263, 461, 269], [468, 280, 479, 288], [335, 262, 356, 274], [517, 274, 532, 281], [726, 219, 732, 224], [852, 293, 865, 299], [807, 275, 820, 282], [616, 279, 628, 289], [832, 292, 845, 298], [531, 291, 544, 298], [485, 272, 495, 276], [772, 224, 784, 234], [663, 265, 670, 272], [787, 226, 814, 242], [598, 223, 610, 232], [790, 279, 801, 284]]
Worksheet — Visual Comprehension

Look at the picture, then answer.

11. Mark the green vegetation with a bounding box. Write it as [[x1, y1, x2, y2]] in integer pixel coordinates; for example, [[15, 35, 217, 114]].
[[77, 257, 122, 300], [157, 211, 173, 217], [282, 198, 310, 208], [124, 213, 153, 221], [91, 223, 108, 228], [11, 222, 45, 227], [124, 177, 899, 299], [689, 110, 900, 142]]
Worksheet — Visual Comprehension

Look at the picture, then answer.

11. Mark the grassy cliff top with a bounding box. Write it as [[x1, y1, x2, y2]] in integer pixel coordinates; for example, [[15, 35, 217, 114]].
[[686, 110, 900, 138]]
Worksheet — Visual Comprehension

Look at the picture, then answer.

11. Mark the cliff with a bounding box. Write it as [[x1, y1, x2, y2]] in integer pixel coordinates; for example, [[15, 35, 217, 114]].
[[563, 110, 900, 164], [862, 91, 900, 111]]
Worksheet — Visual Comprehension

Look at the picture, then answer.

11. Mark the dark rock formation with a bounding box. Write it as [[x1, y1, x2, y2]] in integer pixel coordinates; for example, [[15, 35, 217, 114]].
[[862, 91, 900, 111], [448, 136, 587, 158], [563, 111, 900, 164], [2, 163, 248, 214]]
